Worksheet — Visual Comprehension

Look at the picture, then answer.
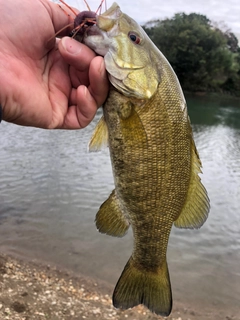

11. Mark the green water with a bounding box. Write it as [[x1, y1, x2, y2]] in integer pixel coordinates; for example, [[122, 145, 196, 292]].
[[0, 95, 240, 316]]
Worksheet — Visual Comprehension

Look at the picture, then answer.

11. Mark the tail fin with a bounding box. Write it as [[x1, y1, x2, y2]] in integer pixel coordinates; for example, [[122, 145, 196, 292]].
[[113, 256, 172, 316]]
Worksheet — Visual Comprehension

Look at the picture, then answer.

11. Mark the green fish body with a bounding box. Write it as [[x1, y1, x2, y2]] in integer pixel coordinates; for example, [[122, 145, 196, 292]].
[[81, 2, 210, 316]]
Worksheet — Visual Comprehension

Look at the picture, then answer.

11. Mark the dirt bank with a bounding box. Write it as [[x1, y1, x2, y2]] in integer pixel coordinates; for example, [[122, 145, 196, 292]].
[[0, 253, 237, 320]]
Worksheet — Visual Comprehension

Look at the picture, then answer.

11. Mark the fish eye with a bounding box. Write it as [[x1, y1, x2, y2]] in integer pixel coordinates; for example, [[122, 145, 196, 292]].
[[128, 32, 141, 44]]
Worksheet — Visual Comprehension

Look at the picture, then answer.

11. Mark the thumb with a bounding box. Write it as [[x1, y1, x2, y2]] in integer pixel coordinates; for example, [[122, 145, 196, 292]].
[[58, 37, 96, 71]]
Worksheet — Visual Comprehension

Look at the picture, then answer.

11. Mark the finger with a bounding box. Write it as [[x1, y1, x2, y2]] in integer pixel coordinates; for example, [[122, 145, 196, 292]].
[[76, 85, 98, 128], [68, 57, 109, 110], [58, 37, 96, 70], [63, 85, 98, 129], [88, 56, 109, 108], [58, 37, 98, 87]]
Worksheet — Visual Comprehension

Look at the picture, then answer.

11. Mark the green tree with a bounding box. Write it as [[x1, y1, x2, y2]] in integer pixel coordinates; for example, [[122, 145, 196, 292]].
[[143, 13, 239, 94]]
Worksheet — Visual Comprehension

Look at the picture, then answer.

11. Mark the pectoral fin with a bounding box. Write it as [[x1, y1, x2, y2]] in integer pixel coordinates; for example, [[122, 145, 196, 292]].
[[88, 116, 108, 152], [119, 104, 148, 148], [174, 141, 210, 229], [95, 190, 130, 237]]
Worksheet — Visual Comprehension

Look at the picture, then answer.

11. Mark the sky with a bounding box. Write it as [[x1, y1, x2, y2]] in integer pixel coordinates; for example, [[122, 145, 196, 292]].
[[64, 0, 240, 37]]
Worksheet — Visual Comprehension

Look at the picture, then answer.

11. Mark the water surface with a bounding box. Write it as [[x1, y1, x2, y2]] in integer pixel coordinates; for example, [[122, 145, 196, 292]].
[[0, 95, 240, 314]]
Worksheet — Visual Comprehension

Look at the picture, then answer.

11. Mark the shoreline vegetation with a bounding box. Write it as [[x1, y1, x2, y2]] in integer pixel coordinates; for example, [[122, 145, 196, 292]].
[[184, 91, 240, 105], [143, 13, 240, 98], [185, 90, 240, 100], [0, 253, 238, 320]]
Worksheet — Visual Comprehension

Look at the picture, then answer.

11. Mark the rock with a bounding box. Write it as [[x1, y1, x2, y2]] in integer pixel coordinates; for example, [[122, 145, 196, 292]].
[[21, 292, 28, 297], [11, 301, 26, 313]]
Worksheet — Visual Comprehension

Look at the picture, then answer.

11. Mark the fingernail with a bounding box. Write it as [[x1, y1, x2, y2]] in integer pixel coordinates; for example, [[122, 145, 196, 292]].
[[83, 85, 88, 97], [83, 85, 91, 101], [100, 59, 107, 80], [0, 104, 2, 123], [61, 37, 81, 55]]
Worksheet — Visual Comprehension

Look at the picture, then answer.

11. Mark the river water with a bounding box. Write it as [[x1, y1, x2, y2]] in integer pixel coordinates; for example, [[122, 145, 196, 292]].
[[0, 95, 240, 314]]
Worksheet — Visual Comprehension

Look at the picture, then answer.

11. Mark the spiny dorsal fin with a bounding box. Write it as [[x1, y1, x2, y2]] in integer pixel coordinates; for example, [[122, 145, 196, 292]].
[[88, 116, 108, 152], [174, 140, 210, 229], [95, 190, 130, 237]]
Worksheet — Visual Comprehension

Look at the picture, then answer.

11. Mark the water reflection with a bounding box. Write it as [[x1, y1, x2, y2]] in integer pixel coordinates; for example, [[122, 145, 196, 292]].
[[0, 97, 240, 314]]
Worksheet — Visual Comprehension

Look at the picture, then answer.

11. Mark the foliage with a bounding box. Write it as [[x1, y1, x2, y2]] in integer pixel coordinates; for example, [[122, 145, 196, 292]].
[[143, 13, 240, 96]]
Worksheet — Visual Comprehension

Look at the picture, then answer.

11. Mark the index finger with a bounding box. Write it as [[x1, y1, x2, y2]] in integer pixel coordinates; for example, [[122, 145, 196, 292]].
[[58, 37, 98, 87]]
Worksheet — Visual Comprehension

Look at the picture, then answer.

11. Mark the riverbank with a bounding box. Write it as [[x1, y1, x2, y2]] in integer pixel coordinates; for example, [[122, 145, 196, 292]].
[[0, 253, 237, 320], [184, 91, 240, 105]]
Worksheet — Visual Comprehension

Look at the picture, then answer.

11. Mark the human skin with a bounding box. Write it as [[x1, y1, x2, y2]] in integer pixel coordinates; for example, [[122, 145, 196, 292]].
[[0, 0, 109, 129]]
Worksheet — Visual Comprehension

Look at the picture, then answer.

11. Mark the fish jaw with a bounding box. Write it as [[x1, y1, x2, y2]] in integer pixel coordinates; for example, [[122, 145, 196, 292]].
[[82, 3, 160, 99], [83, 3, 123, 53]]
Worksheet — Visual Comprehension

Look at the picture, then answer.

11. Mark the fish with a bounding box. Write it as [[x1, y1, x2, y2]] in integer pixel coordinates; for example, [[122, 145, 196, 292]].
[[72, 2, 210, 316]]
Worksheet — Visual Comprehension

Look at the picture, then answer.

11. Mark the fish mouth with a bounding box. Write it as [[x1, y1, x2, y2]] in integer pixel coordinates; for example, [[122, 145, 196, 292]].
[[85, 24, 104, 38], [71, 11, 102, 41], [81, 17, 110, 56]]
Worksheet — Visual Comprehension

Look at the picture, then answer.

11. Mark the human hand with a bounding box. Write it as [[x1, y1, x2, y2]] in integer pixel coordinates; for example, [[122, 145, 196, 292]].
[[0, 0, 109, 129]]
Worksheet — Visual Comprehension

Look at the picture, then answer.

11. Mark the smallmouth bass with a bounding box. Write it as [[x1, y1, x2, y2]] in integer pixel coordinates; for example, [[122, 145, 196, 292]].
[[73, 2, 210, 316]]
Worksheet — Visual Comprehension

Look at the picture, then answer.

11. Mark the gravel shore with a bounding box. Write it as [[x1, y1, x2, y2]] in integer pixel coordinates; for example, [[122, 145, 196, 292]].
[[0, 253, 237, 320]]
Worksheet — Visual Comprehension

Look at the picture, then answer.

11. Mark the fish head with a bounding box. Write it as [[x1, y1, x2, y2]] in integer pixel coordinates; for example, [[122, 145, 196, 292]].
[[83, 2, 160, 99]]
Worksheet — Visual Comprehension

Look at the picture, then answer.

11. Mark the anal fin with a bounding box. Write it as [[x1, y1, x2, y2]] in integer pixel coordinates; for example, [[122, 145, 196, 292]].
[[95, 190, 130, 237]]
